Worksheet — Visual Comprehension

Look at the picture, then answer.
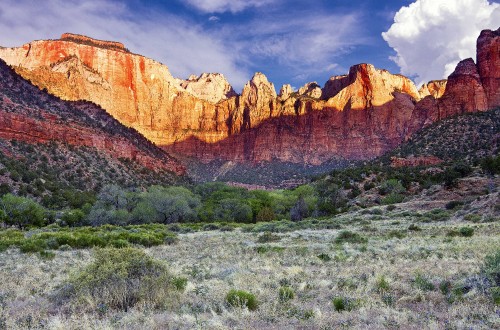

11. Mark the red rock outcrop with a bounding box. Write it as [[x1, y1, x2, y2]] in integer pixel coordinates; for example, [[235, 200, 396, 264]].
[[437, 58, 488, 118], [0, 29, 498, 166], [390, 156, 443, 168], [0, 59, 185, 175], [477, 28, 500, 109]]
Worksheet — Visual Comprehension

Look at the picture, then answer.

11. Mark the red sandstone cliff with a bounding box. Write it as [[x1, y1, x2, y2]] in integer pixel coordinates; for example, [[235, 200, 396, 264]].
[[0, 59, 185, 175], [0, 29, 498, 165]]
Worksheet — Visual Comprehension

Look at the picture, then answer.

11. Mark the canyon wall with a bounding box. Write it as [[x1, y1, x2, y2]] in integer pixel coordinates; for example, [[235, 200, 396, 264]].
[[0, 28, 498, 165], [0, 60, 185, 175]]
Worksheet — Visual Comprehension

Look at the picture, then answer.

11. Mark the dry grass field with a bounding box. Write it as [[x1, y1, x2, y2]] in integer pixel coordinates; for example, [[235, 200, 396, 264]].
[[1, 201, 498, 329]]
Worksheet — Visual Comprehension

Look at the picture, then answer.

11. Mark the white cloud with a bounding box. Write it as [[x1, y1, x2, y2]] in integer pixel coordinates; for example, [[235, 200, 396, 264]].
[[0, 0, 250, 89], [184, 0, 277, 13], [231, 12, 365, 82], [382, 0, 500, 85], [0, 0, 368, 91]]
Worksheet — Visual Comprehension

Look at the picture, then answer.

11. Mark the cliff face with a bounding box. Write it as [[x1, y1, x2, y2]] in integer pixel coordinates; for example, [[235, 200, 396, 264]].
[[0, 29, 498, 165], [477, 28, 500, 109], [0, 59, 185, 175], [418, 80, 447, 99]]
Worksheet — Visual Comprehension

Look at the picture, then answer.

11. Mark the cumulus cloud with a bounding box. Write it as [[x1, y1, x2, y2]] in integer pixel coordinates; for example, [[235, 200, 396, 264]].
[[183, 0, 277, 13], [382, 0, 500, 85], [0, 0, 250, 88]]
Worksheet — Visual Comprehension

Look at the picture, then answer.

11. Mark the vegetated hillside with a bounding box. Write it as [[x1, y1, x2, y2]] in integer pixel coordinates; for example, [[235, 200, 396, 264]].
[[386, 107, 500, 163], [0, 58, 185, 175], [301, 108, 499, 223], [183, 156, 356, 188], [0, 139, 188, 209], [0, 57, 188, 208]]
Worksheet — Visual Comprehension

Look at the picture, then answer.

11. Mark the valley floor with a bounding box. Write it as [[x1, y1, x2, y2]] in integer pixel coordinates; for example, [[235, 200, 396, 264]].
[[0, 205, 499, 329]]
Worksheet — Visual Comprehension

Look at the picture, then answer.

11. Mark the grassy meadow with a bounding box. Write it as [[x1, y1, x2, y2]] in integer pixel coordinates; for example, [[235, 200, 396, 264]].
[[1, 203, 498, 329]]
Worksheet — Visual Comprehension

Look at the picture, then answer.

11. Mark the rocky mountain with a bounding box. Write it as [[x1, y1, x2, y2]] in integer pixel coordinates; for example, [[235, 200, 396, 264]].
[[0, 29, 498, 166], [0, 58, 185, 176]]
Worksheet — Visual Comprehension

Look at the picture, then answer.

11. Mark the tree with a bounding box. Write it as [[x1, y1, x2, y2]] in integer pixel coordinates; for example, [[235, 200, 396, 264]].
[[97, 184, 135, 211], [378, 179, 405, 195], [86, 185, 136, 226], [0, 183, 11, 197], [256, 207, 276, 222], [214, 198, 253, 223], [0, 194, 47, 229], [290, 197, 308, 222], [481, 155, 500, 175], [61, 209, 85, 227], [135, 186, 200, 224], [315, 181, 346, 215]]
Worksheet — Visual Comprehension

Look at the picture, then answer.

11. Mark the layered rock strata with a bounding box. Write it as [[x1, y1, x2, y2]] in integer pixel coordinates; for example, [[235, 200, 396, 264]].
[[0, 29, 498, 165], [0, 59, 185, 174]]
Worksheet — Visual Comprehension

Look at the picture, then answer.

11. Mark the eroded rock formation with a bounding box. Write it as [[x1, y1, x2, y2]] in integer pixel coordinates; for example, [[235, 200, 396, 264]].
[[418, 80, 447, 99], [0, 28, 498, 165], [477, 28, 500, 109], [0, 59, 185, 175]]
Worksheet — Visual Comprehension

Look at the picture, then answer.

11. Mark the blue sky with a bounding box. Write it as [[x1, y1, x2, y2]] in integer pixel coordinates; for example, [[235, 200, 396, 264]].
[[0, 0, 498, 91]]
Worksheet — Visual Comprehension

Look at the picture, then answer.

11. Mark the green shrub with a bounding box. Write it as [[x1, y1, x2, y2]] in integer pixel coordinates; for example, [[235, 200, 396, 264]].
[[256, 207, 276, 222], [363, 181, 375, 191], [439, 280, 452, 295], [491, 287, 500, 305], [387, 230, 406, 239], [39, 250, 56, 260], [19, 239, 48, 253], [226, 289, 258, 310], [482, 250, 500, 286], [464, 214, 482, 223], [61, 248, 177, 311], [413, 273, 435, 291], [317, 253, 331, 262], [202, 223, 219, 231], [378, 179, 405, 195], [459, 227, 474, 237], [172, 277, 188, 292], [109, 239, 130, 248], [278, 286, 295, 302], [0, 194, 47, 229], [423, 209, 450, 222], [369, 208, 383, 215], [61, 209, 85, 227], [332, 296, 356, 312], [0, 183, 11, 196], [381, 193, 405, 205], [408, 224, 421, 231], [386, 205, 397, 211], [335, 231, 367, 244], [480, 155, 500, 175], [375, 275, 390, 293], [257, 232, 281, 243], [447, 227, 474, 238], [255, 245, 285, 254], [445, 200, 464, 210]]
